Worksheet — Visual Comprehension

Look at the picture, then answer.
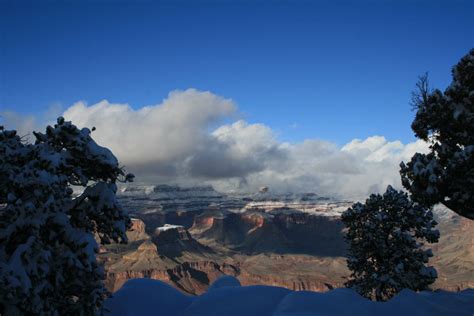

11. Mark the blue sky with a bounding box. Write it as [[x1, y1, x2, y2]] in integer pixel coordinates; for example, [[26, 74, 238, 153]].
[[1, 0, 473, 144]]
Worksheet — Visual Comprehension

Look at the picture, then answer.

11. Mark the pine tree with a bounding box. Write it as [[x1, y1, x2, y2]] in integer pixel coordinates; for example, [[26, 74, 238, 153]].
[[341, 186, 439, 301], [0, 117, 134, 315], [400, 48, 474, 220]]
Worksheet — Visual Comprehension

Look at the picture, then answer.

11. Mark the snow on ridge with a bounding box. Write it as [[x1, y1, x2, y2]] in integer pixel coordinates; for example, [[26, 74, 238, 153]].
[[118, 184, 460, 223], [118, 184, 352, 217], [241, 200, 353, 217], [120, 184, 222, 198], [105, 276, 474, 316], [156, 224, 184, 232]]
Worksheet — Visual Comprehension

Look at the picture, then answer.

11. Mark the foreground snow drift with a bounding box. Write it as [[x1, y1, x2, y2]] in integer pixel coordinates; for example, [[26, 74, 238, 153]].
[[105, 276, 474, 316]]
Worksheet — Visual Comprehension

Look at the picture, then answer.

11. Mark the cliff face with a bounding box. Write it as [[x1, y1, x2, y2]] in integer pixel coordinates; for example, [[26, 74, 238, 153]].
[[104, 254, 347, 295], [237, 273, 340, 291], [190, 210, 346, 256], [130, 211, 202, 235], [127, 218, 149, 242], [235, 254, 348, 292], [106, 261, 239, 295], [152, 224, 215, 258], [192, 212, 252, 246], [122, 241, 160, 261]]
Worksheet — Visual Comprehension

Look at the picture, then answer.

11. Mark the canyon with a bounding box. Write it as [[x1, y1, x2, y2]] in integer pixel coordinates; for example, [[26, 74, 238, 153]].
[[99, 185, 474, 295]]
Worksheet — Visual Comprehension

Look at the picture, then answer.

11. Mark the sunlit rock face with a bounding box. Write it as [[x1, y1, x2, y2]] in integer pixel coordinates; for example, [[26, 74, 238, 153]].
[[105, 259, 239, 295], [127, 218, 149, 242], [431, 211, 474, 291], [122, 241, 160, 261]]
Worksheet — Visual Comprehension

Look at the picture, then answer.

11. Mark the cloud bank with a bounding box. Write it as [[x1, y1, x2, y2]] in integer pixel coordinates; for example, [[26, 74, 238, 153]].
[[2, 89, 428, 199]]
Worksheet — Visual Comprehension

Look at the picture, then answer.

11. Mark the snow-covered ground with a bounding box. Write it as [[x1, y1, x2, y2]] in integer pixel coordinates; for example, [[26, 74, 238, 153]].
[[105, 276, 474, 316]]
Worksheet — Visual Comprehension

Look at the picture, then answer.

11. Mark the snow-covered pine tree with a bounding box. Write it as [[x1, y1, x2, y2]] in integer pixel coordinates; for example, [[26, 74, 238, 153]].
[[341, 186, 439, 301], [400, 48, 474, 220], [0, 117, 134, 315]]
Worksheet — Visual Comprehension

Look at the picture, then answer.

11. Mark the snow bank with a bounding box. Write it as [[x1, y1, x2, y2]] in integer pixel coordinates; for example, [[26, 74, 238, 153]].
[[105, 276, 474, 316], [156, 224, 185, 231]]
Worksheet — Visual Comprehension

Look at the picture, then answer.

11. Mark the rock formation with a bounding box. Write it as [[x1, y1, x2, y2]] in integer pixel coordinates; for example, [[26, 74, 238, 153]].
[[127, 218, 149, 242], [190, 210, 346, 256], [152, 224, 215, 259]]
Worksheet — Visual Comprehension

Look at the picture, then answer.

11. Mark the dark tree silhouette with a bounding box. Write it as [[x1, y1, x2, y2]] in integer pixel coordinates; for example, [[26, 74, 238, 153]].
[[341, 186, 439, 301], [400, 49, 474, 220], [0, 118, 134, 315]]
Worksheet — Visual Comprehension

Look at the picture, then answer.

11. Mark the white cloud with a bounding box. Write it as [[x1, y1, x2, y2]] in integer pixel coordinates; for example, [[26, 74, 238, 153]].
[[4, 89, 430, 200], [63, 89, 237, 178]]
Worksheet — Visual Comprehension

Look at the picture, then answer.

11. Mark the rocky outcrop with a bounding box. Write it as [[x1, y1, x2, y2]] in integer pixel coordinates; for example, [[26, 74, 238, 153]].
[[152, 224, 214, 258], [129, 211, 202, 235], [431, 214, 474, 291], [168, 261, 239, 294], [104, 253, 349, 295], [105, 260, 239, 294], [154, 225, 192, 242], [127, 218, 149, 242], [192, 211, 253, 246], [123, 240, 160, 261], [233, 254, 348, 293], [105, 269, 172, 293], [190, 210, 346, 256]]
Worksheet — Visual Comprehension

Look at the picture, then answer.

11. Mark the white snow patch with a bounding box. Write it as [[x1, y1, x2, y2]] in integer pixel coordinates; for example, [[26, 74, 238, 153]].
[[156, 224, 184, 232]]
